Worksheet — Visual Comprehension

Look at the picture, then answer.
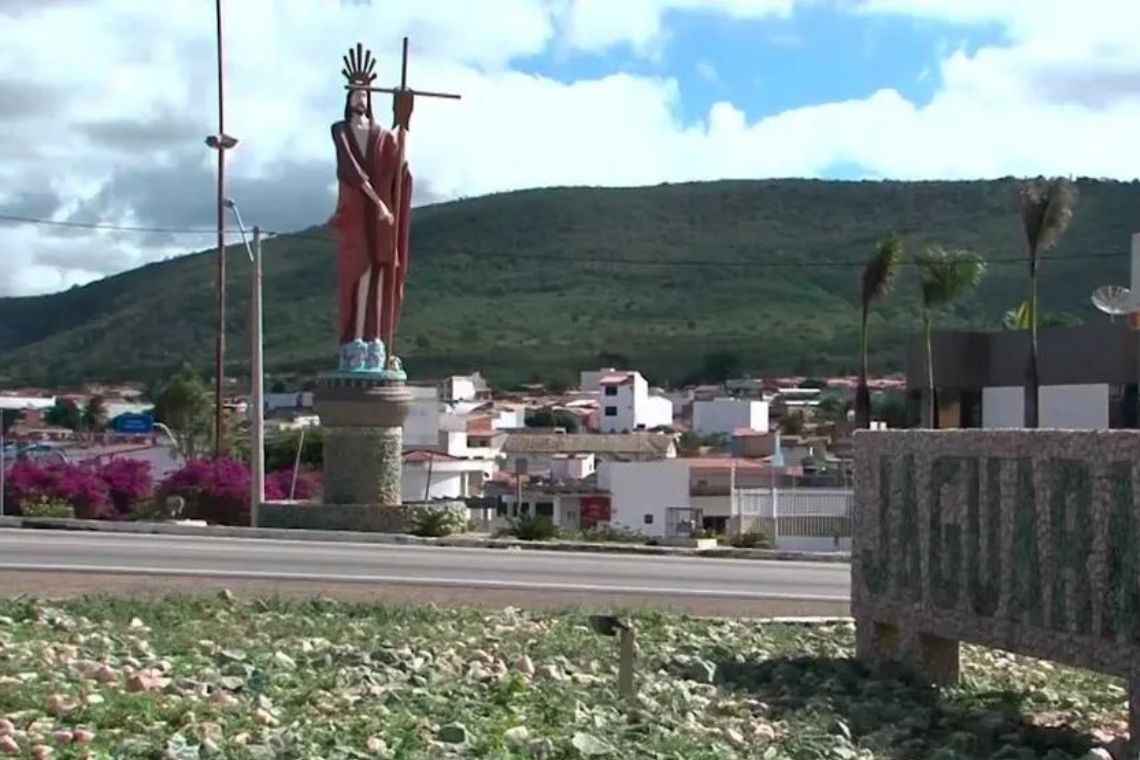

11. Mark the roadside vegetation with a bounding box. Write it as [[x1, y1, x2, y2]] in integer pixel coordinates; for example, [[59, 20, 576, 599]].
[[0, 594, 1126, 758]]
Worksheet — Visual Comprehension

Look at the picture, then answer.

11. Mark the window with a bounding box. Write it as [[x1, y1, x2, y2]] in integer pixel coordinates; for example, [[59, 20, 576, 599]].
[[536, 502, 554, 518], [604, 386, 617, 397], [604, 406, 617, 417], [644, 514, 654, 525]]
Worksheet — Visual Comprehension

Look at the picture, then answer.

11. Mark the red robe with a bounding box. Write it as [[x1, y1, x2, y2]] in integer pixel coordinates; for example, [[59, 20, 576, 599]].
[[329, 120, 413, 346]]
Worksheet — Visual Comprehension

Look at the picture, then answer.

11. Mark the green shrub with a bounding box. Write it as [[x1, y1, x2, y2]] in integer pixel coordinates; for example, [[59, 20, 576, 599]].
[[19, 496, 76, 519], [728, 531, 772, 549], [575, 524, 646, 544], [130, 495, 186, 522], [408, 502, 468, 538], [496, 515, 559, 542]]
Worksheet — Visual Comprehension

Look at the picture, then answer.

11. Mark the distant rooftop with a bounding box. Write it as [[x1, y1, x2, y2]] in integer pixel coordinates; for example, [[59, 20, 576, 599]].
[[502, 432, 674, 457]]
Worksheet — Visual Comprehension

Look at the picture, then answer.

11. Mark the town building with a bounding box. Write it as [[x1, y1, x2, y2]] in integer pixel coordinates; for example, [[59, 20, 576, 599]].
[[580, 369, 673, 432], [692, 397, 769, 437], [501, 431, 676, 476]]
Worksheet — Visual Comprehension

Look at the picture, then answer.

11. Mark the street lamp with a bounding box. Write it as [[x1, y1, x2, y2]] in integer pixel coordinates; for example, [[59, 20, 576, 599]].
[[205, 0, 236, 461], [223, 198, 264, 526]]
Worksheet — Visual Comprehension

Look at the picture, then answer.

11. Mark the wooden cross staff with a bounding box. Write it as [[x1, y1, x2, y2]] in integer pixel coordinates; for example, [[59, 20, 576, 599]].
[[345, 36, 461, 358]]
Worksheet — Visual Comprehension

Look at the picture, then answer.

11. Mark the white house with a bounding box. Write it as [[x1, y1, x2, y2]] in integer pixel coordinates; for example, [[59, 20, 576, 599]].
[[402, 450, 495, 501], [0, 395, 56, 411], [692, 398, 770, 437], [606, 460, 691, 538], [587, 370, 673, 433]]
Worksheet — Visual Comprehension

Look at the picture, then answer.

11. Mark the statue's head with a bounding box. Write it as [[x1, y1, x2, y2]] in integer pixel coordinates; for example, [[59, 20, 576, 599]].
[[340, 42, 377, 121], [345, 87, 372, 121]]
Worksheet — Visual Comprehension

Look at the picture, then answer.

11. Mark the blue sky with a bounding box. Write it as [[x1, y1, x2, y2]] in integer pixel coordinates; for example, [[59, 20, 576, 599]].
[[519, 4, 1007, 130]]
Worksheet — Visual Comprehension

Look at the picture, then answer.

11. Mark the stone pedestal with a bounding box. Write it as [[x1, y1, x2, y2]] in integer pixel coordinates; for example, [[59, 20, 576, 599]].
[[314, 374, 413, 507]]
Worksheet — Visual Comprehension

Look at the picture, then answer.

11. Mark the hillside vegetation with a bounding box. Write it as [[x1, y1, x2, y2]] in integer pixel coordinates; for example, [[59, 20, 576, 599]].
[[1, 178, 1136, 388]]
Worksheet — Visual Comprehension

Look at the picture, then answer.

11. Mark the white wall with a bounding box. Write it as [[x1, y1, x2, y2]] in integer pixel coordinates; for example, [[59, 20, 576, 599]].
[[551, 454, 595, 481], [404, 387, 442, 447], [693, 398, 770, 436], [599, 380, 636, 432], [644, 396, 674, 429], [983, 384, 1110, 429], [402, 466, 465, 501], [608, 460, 690, 538], [492, 408, 524, 430], [446, 377, 477, 402]]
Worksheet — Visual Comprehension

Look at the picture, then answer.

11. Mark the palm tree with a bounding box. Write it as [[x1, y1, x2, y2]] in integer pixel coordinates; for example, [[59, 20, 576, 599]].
[[1017, 177, 1076, 427], [856, 232, 904, 429], [915, 247, 987, 428]]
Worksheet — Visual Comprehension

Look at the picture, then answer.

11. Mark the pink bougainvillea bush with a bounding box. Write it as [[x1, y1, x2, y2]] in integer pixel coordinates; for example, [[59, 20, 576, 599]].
[[159, 457, 251, 526], [159, 458, 322, 525], [265, 468, 322, 501], [4, 459, 112, 519], [96, 458, 153, 520]]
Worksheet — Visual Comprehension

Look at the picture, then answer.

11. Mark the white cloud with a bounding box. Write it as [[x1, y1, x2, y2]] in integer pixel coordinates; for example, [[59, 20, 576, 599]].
[[696, 60, 720, 83], [0, 0, 1139, 297]]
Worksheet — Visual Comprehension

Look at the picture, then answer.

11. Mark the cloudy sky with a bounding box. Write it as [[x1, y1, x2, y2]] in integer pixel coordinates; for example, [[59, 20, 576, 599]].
[[0, 0, 1137, 296]]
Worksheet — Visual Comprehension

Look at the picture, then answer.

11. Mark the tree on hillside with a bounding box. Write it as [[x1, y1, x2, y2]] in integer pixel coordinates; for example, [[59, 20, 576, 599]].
[[915, 248, 986, 428], [525, 408, 579, 432], [44, 399, 82, 431], [856, 232, 903, 429], [152, 365, 213, 459], [81, 395, 108, 432], [1017, 177, 1076, 428], [702, 350, 741, 384], [1002, 299, 1080, 330], [779, 410, 806, 436]]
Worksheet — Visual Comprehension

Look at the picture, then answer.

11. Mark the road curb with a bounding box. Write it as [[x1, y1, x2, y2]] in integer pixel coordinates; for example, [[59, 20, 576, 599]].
[[0, 516, 851, 564]]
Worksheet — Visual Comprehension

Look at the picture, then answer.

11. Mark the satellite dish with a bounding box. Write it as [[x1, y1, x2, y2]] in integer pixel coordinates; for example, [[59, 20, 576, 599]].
[[1091, 285, 1135, 319]]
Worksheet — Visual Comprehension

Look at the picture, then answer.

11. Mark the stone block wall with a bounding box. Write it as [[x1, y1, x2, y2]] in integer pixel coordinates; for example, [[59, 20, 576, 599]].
[[322, 426, 403, 506], [854, 430, 1140, 732]]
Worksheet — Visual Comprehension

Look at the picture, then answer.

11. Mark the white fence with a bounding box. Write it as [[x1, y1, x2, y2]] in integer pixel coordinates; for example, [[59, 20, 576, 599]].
[[733, 487, 852, 552]]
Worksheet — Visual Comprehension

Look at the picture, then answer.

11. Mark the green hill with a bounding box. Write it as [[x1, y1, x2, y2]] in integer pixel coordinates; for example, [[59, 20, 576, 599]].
[[1, 178, 1136, 389]]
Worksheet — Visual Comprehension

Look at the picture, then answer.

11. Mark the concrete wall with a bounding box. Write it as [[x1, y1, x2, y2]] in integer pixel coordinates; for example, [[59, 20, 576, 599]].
[[608, 460, 690, 537], [401, 466, 465, 501], [982, 384, 1110, 429], [907, 324, 1139, 391], [644, 395, 674, 429], [693, 398, 770, 436], [853, 429, 1140, 690]]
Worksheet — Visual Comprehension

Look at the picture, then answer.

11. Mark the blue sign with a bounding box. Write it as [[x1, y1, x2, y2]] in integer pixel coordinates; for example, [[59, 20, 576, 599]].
[[113, 413, 154, 434]]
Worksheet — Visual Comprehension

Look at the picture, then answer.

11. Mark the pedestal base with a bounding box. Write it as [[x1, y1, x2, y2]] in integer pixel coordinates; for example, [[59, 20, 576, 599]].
[[314, 373, 413, 507]]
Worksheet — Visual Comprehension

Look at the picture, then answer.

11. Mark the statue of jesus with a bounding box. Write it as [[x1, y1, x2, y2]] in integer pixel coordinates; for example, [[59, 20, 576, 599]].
[[329, 44, 413, 373]]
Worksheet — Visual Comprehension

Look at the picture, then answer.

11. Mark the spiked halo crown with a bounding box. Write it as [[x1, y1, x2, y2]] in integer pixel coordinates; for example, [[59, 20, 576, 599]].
[[341, 42, 377, 89]]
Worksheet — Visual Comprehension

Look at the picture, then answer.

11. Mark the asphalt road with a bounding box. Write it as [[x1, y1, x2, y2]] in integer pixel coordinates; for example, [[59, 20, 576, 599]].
[[0, 529, 851, 611]]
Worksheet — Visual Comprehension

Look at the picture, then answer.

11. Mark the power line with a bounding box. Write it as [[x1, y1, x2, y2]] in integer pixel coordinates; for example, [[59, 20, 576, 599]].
[[0, 211, 1130, 269]]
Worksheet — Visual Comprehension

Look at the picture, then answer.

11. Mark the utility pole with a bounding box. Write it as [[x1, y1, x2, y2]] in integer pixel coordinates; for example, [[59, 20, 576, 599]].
[[250, 227, 264, 520], [205, 0, 238, 459], [0, 419, 6, 518], [224, 200, 263, 523]]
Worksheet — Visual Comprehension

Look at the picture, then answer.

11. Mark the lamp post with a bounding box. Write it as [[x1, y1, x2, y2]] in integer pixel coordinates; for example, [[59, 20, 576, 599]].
[[205, 0, 237, 460], [224, 199, 264, 525]]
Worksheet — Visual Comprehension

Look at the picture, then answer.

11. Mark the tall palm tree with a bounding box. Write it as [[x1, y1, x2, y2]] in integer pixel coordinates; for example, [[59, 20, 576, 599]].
[[1017, 177, 1076, 428], [915, 247, 987, 428], [856, 232, 904, 429]]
